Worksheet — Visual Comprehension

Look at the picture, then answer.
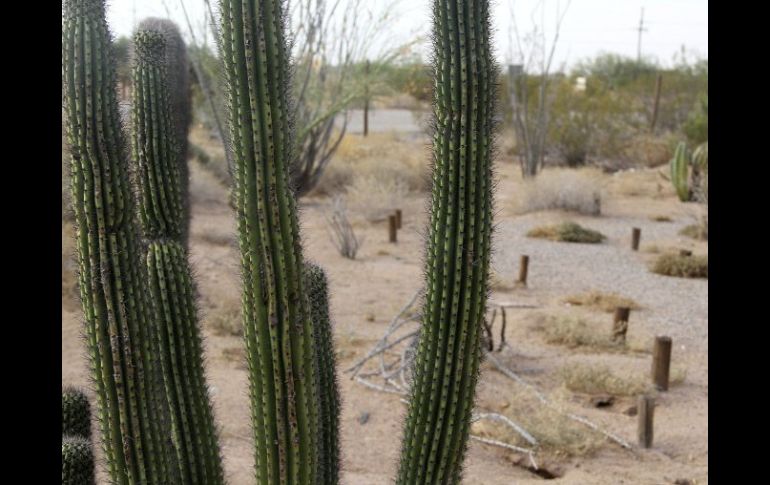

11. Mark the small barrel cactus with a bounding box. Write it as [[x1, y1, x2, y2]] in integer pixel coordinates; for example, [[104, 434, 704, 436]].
[[62, 435, 96, 485]]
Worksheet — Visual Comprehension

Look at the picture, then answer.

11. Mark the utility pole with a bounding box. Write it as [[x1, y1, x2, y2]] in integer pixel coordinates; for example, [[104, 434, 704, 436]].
[[636, 7, 647, 62]]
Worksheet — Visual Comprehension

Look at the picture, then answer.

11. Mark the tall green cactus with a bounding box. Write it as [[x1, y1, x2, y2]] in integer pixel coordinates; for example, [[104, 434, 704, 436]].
[[220, 0, 320, 483], [62, 1, 177, 482], [137, 18, 193, 247], [62, 387, 91, 440], [62, 436, 96, 485], [305, 263, 341, 484], [396, 0, 496, 483], [670, 142, 690, 201], [131, 29, 225, 484]]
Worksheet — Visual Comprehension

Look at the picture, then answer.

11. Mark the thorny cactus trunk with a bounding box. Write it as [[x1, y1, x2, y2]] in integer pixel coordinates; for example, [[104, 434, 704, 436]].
[[132, 29, 225, 484], [62, 1, 177, 483], [397, 0, 497, 483], [219, 0, 321, 483]]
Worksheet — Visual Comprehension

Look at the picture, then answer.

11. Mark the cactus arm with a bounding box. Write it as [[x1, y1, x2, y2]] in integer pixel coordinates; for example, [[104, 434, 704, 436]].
[[670, 141, 690, 202], [220, 0, 319, 483], [132, 28, 225, 485], [396, 0, 496, 483]]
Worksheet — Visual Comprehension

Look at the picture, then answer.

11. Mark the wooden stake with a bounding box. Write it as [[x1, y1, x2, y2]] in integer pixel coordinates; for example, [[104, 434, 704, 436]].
[[395, 209, 402, 229], [612, 307, 631, 343], [518, 255, 529, 286], [631, 227, 641, 251], [637, 395, 655, 448], [679, 249, 692, 257], [652, 336, 672, 391], [388, 215, 398, 243]]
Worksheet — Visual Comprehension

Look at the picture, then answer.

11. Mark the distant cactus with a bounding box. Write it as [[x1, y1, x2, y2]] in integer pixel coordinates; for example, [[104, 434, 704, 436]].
[[62, 0, 177, 482], [219, 0, 321, 482], [305, 263, 341, 484], [62, 436, 96, 485], [670, 141, 708, 202], [396, 0, 497, 483], [132, 29, 225, 484], [62, 387, 91, 440]]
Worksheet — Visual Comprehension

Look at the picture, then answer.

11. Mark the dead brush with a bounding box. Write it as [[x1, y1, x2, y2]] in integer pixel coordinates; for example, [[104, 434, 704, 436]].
[[560, 363, 686, 397], [651, 253, 708, 279], [512, 168, 603, 215], [326, 195, 363, 259], [530, 315, 620, 351], [527, 221, 606, 244], [563, 291, 641, 313]]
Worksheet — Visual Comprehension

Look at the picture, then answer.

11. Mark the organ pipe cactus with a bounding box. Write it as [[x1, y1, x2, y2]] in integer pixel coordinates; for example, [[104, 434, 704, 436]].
[[62, 436, 96, 485], [219, 0, 320, 482], [62, 387, 91, 440], [396, 0, 497, 483], [137, 18, 193, 247], [305, 263, 341, 484], [132, 30, 225, 484], [62, 1, 177, 482]]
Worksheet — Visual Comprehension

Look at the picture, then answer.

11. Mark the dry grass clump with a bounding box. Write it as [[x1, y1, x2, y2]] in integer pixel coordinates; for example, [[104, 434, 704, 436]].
[[651, 253, 708, 279], [622, 133, 674, 168], [650, 215, 673, 222], [208, 304, 243, 337], [531, 315, 618, 351], [313, 132, 429, 197], [472, 393, 604, 456], [512, 168, 603, 215], [326, 195, 363, 259], [563, 291, 640, 313], [608, 168, 673, 198], [527, 222, 606, 244], [561, 363, 686, 396], [679, 224, 707, 241]]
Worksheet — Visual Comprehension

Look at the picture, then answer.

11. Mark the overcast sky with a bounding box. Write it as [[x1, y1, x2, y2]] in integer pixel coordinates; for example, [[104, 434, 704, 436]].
[[106, 0, 707, 71]]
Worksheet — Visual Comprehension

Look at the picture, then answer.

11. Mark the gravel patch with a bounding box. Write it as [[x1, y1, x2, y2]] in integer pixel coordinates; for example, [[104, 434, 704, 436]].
[[492, 214, 708, 365]]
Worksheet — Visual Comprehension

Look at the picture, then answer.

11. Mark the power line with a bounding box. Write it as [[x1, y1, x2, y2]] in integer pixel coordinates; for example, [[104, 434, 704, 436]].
[[636, 7, 648, 61]]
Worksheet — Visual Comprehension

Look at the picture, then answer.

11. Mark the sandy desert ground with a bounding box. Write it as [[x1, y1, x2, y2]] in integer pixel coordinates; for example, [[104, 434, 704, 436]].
[[62, 123, 707, 484]]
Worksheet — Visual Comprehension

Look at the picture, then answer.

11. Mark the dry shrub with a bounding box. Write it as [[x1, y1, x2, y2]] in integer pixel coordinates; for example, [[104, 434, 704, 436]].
[[651, 253, 708, 279], [472, 392, 604, 456], [561, 363, 685, 396], [650, 215, 673, 222], [488, 270, 516, 292], [208, 304, 242, 337], [346, 175, 409, 222], [326, 195, 363, 259], [679, 223, 707, 241], [313, 132, 429, 197], [531, 315, 618, 351], [563, 291, 640, 313], [622, 133, 674, 168], [527, 222, 606, 244], [608, 168, 673, 198], [512, 168, 603, 215]]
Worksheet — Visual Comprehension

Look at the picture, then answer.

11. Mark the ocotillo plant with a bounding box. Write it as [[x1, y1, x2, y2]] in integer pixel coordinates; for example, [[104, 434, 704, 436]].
[[305, 263, 341, 484], [62, 0, 177, 482], [137, 18, 193, 247], [220, 0, 321, 483], [62, 387, 91, 440], [396, 0, 497, 483], [131, 29, 225, 485], [62, 435, 96, 485]]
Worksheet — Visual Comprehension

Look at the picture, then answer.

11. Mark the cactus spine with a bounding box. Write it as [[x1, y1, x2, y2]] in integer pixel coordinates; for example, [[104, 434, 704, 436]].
[[220, 0, 320, 483], [62, 387, 91, 440], [137, 18, 193, 247], [131, 29, 225, 484], [62, 1, 177, 482], [305, 263, 341, 484], [396, 0, 496, 483], [62, 436, 96, 485]]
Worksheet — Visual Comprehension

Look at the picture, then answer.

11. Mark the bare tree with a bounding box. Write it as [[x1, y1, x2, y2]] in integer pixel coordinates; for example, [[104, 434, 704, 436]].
[[508, 0, 572, 178], [289, 0, 413, 196], [326, 195, 363, 259]]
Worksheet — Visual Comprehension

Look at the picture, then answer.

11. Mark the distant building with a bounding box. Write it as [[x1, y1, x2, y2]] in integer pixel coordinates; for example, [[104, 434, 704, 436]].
[[574, 76, 587, 92]]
